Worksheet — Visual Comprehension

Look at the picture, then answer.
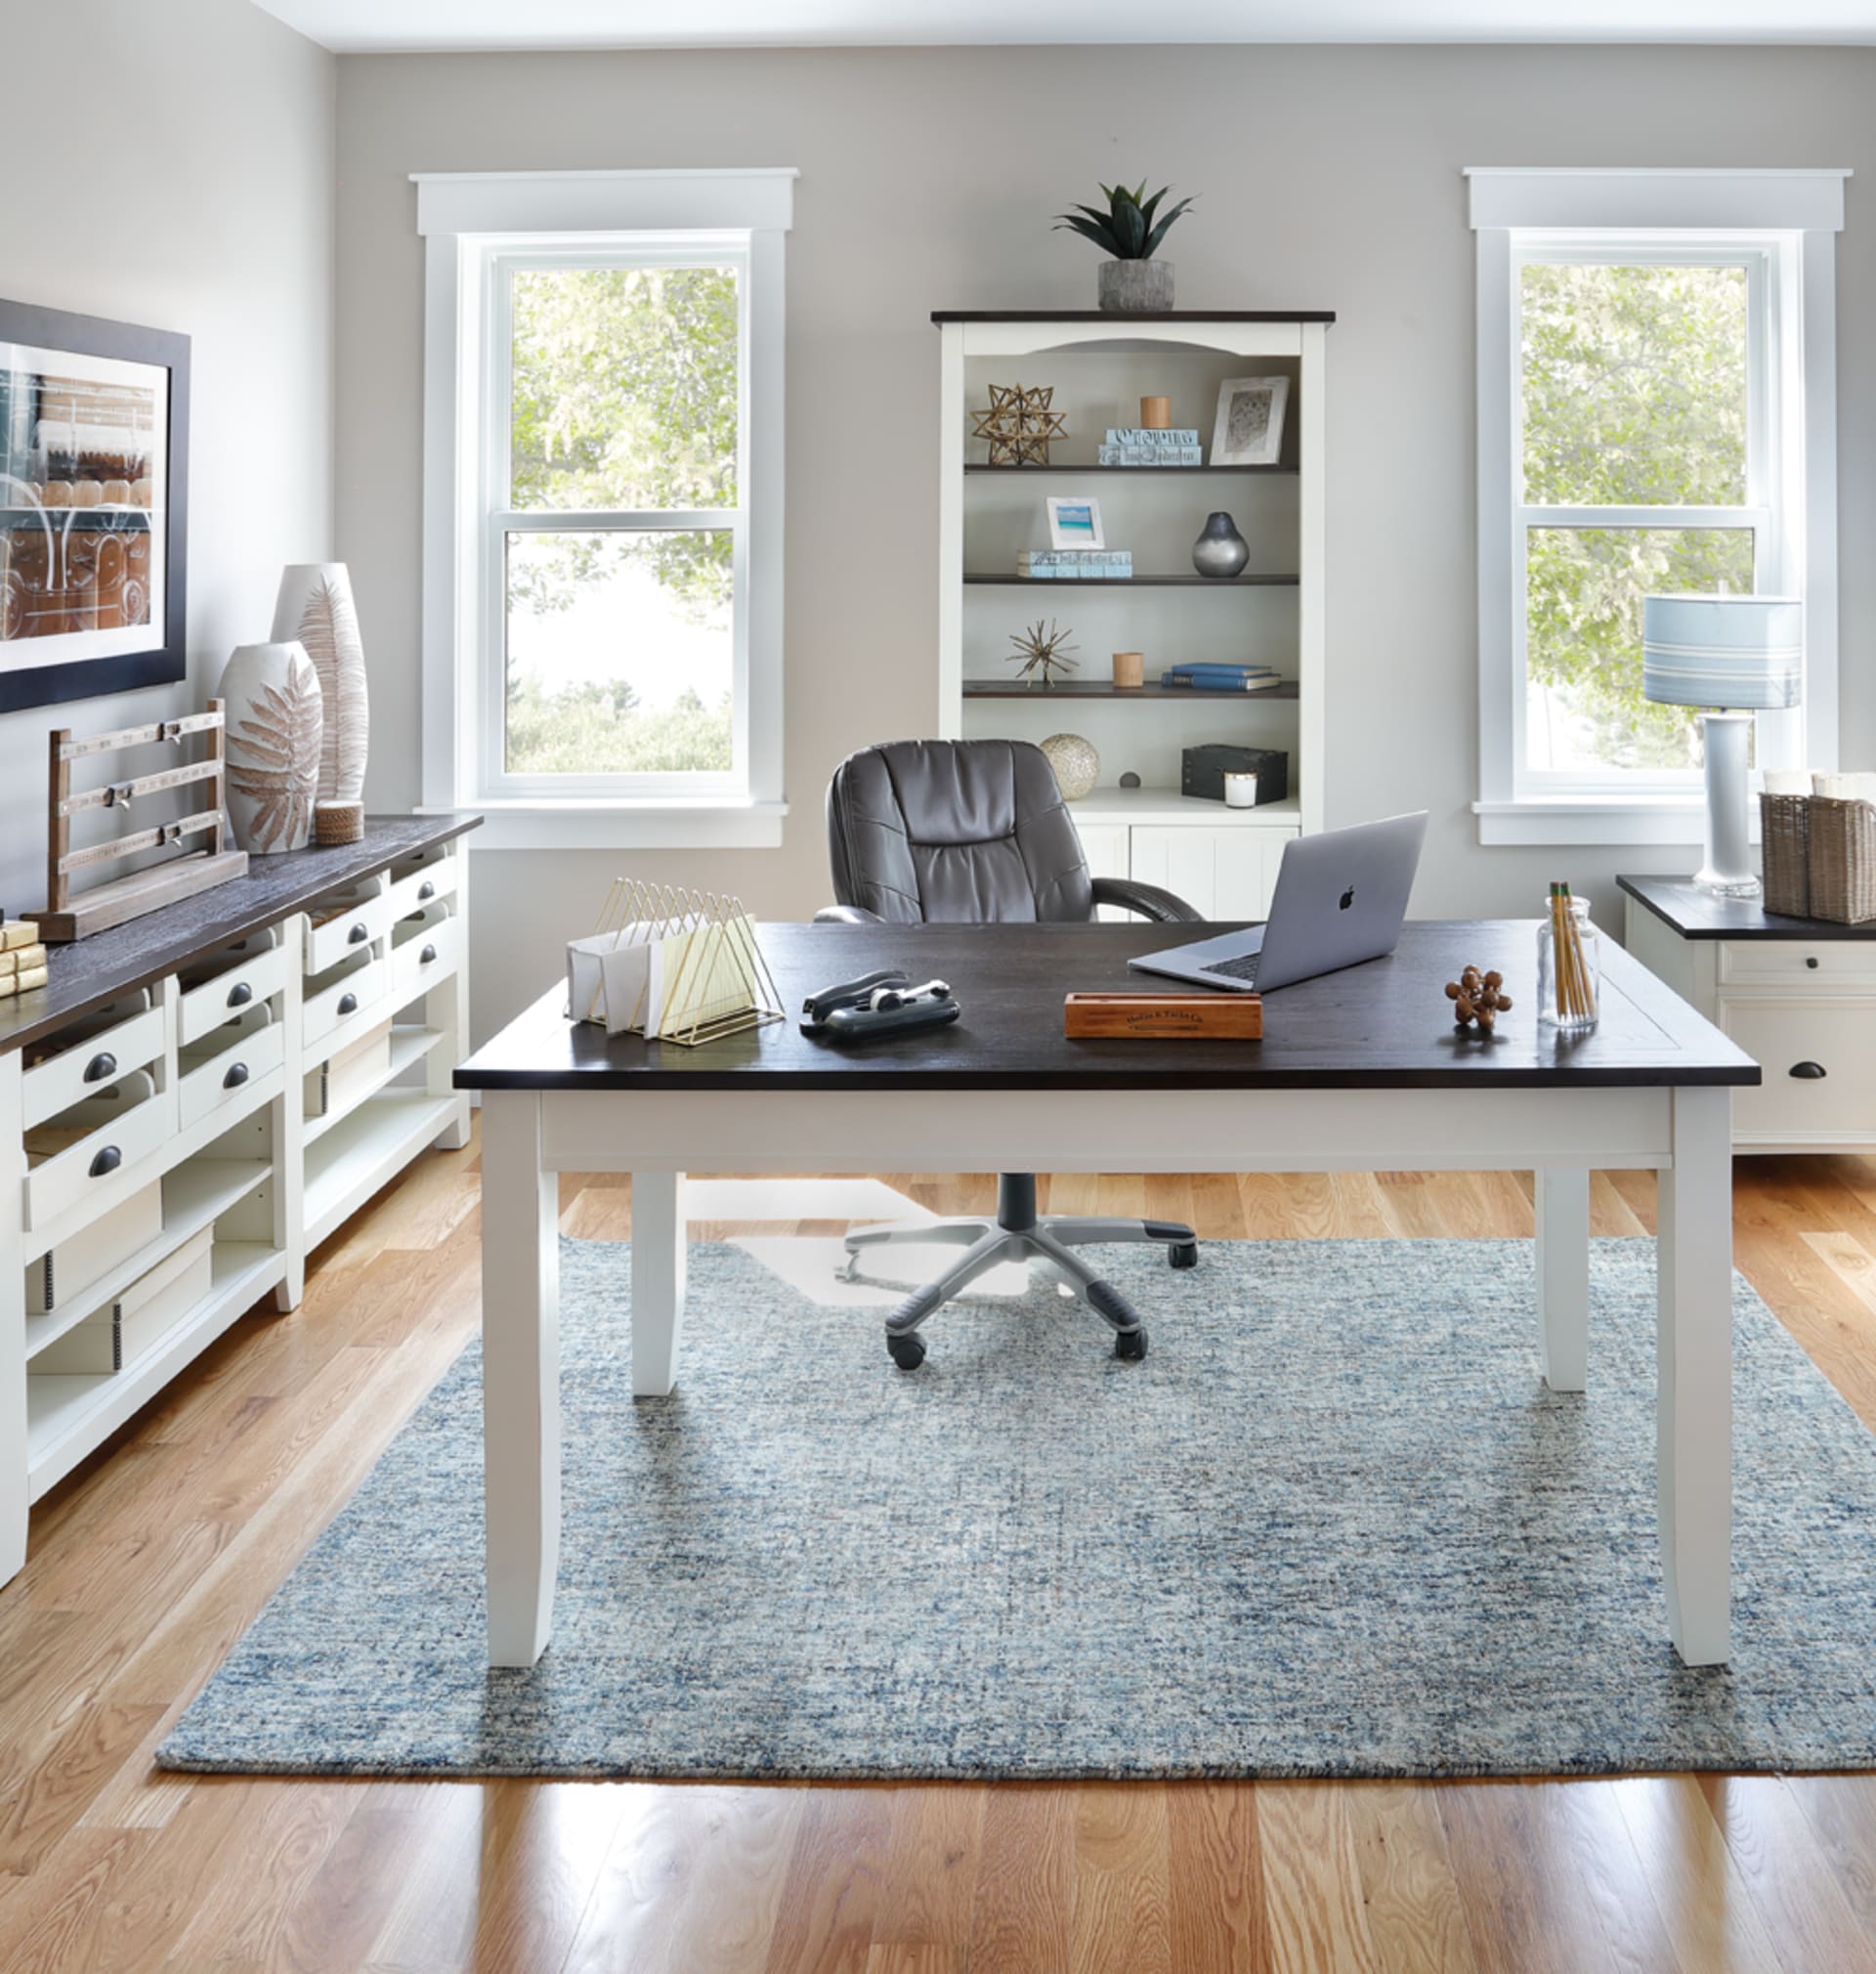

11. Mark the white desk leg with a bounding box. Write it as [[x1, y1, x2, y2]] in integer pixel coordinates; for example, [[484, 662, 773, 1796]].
[[632, 1171, 687, 1397], [1658, 1087, 1732, 1666], [1535, 1167, 1590, 1393], [482, 1090, 560, 1667]]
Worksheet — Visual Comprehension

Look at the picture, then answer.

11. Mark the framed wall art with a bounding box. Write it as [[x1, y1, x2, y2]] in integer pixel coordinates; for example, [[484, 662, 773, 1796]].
[[1210, 375, 1290, 467], [0, 298, 190, 713]]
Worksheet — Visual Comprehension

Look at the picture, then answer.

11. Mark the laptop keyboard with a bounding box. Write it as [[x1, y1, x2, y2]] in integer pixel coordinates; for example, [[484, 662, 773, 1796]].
[[1201, 951, 1261, 986]]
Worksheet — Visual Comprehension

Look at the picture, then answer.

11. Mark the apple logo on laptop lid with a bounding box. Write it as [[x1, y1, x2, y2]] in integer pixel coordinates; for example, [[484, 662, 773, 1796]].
[[1339, 885, 1355, 911]]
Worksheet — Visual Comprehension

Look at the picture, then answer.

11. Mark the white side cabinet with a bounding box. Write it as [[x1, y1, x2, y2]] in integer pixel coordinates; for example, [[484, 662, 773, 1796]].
[[1073, 788, 1300, 921], [1621, 874, 1876, 1151], [0, 818, 477, 1587]]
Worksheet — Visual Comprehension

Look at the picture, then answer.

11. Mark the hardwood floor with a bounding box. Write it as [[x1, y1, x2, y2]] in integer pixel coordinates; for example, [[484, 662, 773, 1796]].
[[4, 1133, 1876, 1970]]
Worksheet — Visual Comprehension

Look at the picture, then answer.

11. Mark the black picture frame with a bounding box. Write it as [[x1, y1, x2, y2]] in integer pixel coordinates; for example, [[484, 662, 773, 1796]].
[[0, 297, 190, 713]]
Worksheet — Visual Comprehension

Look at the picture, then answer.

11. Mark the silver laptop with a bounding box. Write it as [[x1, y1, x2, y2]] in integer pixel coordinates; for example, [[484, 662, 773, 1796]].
[[1128, 812, 1428, 995]]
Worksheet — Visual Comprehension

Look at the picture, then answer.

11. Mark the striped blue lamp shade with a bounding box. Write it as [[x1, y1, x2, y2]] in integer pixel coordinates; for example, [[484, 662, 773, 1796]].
[[1642, 593, 1803, 709]]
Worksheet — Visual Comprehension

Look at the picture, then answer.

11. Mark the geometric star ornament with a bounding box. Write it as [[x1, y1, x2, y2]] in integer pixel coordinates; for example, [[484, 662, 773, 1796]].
[[972, 383, 1069, 467], [1006, 618, 1079, 688]]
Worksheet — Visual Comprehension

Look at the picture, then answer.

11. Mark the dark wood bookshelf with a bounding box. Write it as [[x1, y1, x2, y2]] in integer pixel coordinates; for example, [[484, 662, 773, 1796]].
[[962, 679, 1299, 701], [963, 573, 1299, 587], [963, 461, 1299, 476]]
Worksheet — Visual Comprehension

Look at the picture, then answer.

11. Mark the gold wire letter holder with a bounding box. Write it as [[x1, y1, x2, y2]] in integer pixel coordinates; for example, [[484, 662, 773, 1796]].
[[567, 880, 784, 1047]]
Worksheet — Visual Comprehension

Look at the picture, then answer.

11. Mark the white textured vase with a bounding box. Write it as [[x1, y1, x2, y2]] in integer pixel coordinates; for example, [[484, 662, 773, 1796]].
[[272, 561, 367, 805], [220, 641, 323, 854]]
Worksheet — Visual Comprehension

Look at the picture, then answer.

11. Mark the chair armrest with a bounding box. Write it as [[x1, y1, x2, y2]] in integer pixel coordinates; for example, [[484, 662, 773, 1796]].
[[814, 904, 887, 925], [1089, 877, 1206, 924]]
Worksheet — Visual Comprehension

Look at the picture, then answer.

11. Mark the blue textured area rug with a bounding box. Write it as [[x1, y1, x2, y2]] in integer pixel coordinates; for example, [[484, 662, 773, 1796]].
[[159, 1237, 1876, 1780]]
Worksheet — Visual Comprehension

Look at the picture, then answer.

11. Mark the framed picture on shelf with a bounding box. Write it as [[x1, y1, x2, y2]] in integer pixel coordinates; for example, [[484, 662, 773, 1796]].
[[0, 297, 190, 713], [1210, 376, 1290, 467], [1045, 495, 1104, 549]]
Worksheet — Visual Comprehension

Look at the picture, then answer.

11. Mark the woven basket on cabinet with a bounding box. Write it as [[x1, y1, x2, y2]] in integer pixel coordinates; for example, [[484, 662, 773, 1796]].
[[1805, 796, 1876, 925], [1759, 793, 1812, 918]]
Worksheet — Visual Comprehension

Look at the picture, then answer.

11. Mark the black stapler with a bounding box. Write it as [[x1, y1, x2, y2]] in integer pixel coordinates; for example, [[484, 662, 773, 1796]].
[[800, 968, 961, 1042]]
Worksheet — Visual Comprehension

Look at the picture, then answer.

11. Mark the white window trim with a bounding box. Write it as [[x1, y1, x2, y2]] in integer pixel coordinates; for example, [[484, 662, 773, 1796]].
[[414, 168, 795, 851], [1467, 166, 1845, 848]]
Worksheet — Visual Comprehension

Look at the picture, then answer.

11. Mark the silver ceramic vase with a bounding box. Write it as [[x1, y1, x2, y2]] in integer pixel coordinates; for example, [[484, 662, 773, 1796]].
[[1191, 511, 1250, 579]]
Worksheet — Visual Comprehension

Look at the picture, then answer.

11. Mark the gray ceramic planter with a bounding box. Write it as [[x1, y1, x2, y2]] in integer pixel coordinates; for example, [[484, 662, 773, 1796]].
[[1097, 259, 1174, 315]]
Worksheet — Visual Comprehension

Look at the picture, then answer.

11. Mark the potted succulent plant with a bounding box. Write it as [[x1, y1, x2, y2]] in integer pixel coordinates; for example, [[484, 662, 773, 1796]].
[[1053, 181, 1195, 315]]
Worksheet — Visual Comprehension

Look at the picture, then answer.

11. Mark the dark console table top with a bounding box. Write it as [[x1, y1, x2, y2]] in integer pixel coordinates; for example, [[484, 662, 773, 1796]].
[[460, 918, 1757, 1095], [0, 814, 481, 1056], [1618, 875, 1876, 942]]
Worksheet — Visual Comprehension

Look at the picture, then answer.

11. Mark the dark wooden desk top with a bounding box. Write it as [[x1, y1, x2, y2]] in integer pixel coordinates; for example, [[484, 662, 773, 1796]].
[[0, 814, 481, 1056], [1619, 874, 1876, 942], [458, 920, 1759, 1095]]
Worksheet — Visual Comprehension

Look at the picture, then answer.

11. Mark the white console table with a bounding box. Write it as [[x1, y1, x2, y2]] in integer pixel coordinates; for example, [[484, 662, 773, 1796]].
[[0, 814, 478, 1587]]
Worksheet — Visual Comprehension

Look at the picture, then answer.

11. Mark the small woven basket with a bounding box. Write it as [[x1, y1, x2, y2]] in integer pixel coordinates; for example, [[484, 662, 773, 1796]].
[[1804, 796, 1876, 924], [1759, 792, 1812, 918]]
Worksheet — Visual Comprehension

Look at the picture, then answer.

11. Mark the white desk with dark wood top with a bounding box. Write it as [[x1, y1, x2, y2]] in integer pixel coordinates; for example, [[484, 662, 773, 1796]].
[[456, 920, 1760, 1671]]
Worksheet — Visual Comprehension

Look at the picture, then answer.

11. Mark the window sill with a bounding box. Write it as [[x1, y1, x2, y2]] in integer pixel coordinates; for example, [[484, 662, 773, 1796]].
[[1473, 797, 1757, 849], [420, 798, 789, 851]]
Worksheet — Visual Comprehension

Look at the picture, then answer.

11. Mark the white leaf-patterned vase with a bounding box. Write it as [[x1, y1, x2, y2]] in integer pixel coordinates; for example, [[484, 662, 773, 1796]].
[[220, 641, 323, 854], [272, 562, 367, 804]]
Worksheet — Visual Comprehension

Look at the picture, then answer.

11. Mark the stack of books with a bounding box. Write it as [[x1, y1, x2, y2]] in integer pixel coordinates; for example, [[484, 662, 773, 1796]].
[[1098, 426, 1203, 466], [0, 920, 46, 999], [1016, 549, 1133, 579], [1158, 662, 1286, 693]]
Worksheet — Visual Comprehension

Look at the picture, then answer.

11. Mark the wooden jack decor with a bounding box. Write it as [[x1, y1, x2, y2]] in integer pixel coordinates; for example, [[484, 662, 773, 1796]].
[[972, 384, 1068, 467], [1007, 618, 1080, 688], [1445, 965, 1512, 1034], [30, 702, 248, 942]]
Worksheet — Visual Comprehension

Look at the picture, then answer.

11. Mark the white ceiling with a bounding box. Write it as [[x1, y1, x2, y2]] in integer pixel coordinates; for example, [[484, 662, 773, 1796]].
[[252, 0, 1876, 52]]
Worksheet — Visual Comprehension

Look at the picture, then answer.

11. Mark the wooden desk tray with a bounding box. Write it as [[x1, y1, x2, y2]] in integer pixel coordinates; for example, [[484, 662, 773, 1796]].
[[1064, 991, 1262, 1039]]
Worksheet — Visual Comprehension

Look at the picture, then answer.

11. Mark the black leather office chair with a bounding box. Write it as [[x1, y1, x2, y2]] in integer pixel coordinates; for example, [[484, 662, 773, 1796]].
[[816, 738, 1206, 1368]]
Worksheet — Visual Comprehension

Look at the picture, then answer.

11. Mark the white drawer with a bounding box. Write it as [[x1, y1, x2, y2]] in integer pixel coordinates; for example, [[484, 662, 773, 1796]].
[[1721, 997, 1876, 1141], [386, 852, 457, 923], [1719, 940, 1876, 989], [177, 1022, 285, 1131], [304, 954, 387, 1048], [179, 944, 288, 1047], [21, 1005, 166, 1133], [24, 1083, 176, 1231], [391, 911, 459, 1006], [304, 889, 389, 976]]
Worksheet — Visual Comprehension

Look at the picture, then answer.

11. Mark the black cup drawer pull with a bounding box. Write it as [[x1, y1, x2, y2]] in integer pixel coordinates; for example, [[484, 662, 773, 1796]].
[[83, 1051, 116, 1083], [347, 921, 368, 944], [337, 992, 359, 1016], [1791, 1061, 1828, 1080], [223, 1061, 249, 1090], [89, 1145, 122, 1179], [227, 981, 253, 1008], [420, 943, 438, 965], [418, 880, 436, 901], [1807, 956, 1821, 969]]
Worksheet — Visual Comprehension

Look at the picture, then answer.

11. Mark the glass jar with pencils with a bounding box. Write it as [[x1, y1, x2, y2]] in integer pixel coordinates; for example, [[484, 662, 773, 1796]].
[[1537, 885, 1599, 1032]]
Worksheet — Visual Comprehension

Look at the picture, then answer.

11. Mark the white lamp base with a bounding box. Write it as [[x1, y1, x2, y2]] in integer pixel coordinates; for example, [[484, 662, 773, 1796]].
[[1694, 710, 1761, 898]]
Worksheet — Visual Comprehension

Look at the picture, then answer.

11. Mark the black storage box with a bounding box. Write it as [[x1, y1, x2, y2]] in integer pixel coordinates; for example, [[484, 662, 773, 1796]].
[[1180, 744, 1290, 806]]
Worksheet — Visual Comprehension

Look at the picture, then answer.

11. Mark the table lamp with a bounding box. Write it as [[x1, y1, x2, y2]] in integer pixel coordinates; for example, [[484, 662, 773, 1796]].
[[1642, 592, 1803, 898]]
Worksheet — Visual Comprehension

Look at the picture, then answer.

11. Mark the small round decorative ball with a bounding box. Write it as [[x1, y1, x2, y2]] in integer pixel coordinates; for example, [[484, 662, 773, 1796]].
[[1040, 732, 1100, 800]]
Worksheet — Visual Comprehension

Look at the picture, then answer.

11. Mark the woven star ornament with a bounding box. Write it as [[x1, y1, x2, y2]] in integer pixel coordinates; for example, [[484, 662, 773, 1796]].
[[972, 384, 1069, 467]]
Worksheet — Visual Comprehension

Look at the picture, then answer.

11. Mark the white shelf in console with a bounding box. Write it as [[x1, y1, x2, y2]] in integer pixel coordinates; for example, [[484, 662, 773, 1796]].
[[304, 1087, 462, 1248], [303, 1025, 446, 1146], [24, 1157, 272, 1361], [1070, 788, 1301, 828], [27, 1240, 284, 1497]]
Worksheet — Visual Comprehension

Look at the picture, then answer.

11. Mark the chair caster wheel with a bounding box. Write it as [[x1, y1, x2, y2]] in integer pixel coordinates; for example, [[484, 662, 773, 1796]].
[[886, 1333, 927, 1370], [1169, 1242, 1199, 1270], [1114, 1327, 1148, 1361]]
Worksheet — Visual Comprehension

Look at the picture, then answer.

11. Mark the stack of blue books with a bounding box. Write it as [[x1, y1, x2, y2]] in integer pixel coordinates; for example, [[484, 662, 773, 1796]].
[[1098, 427, 1203, 466], [1017, 549, 1132, 579], [1158, 662, 1285, 693]]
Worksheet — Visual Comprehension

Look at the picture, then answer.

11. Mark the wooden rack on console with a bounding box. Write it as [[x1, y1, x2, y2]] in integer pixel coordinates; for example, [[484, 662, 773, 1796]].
[[31, 702, 248, 943]]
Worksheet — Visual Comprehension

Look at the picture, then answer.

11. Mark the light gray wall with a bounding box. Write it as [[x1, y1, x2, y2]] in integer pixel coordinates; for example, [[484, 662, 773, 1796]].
[[332, 44, 1875, 1042], [0, 0, 336, 916]]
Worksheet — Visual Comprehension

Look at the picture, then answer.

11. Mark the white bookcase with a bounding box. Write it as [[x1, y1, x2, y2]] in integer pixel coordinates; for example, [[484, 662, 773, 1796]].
[[935, 311, 1330, 919], [0, 821, 473, 1587]]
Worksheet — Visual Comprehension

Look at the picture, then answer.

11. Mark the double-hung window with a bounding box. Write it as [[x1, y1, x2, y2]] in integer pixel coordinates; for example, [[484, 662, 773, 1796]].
[[1470, 169, 1844, 845], [417, 170, 793, 848]]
